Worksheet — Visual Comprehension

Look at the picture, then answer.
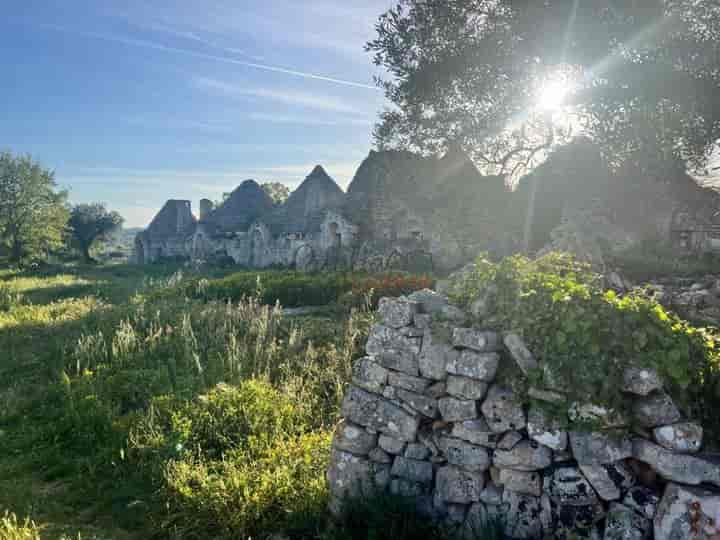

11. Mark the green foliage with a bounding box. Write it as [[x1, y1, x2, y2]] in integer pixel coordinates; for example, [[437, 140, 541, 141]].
[[0, 513, 40, 540], [0, 151, 69, 262], [163, 420, 331, 539], [449, 252, 720, 442], [169, 270, 434, 309], [368, 1, 720, 179], [261, 181, 291, 206], [168, 380, 314, 459], [68, 203, 124, 262]]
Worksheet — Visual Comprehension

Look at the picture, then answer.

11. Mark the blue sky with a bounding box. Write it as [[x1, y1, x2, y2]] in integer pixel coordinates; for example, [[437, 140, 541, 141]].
[[1, 1, 392, 227]]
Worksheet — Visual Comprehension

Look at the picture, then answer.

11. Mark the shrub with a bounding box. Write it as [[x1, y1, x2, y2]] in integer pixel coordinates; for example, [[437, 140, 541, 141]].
[[448, 252, 720, 444], [162, 398, 331, 539], [341, 273, 435, 310], [168, 380, 314, 459]]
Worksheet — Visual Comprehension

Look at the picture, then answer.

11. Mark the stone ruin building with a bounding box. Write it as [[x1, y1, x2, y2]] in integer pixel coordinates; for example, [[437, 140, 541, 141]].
[[328, 291, 720, 539], [134, 141, 720, 272]]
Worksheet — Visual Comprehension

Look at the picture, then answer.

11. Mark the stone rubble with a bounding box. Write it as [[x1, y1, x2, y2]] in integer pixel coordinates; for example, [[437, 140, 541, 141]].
[[327, 294, 720, 540]]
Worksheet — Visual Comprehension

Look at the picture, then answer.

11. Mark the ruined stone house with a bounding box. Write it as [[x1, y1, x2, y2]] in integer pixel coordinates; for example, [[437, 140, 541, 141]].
[[134, 149, 513, 272], [135, 142, 720, 271]]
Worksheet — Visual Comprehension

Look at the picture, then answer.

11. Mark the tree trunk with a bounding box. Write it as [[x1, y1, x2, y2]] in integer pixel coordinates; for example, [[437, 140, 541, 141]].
[[11, 237, 22, 262], [81, 244, 95, 264]]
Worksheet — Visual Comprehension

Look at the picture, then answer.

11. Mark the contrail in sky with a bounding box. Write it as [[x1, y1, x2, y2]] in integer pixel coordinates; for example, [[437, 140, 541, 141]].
[[41, 24, 380, 91]]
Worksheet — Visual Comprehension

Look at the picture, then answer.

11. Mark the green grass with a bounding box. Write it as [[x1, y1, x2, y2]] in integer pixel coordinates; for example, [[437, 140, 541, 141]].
[[0, 262, 377, 539]]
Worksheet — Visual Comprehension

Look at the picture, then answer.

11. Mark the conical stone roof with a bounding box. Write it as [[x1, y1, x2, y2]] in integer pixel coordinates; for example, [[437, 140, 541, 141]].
[[266, 166, 345, 234], [202, 179, 275, 232]]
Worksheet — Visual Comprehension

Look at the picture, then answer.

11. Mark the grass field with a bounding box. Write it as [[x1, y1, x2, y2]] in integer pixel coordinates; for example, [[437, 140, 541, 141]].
[[0, 262, 382, 539], [0, 261, 441, 540]]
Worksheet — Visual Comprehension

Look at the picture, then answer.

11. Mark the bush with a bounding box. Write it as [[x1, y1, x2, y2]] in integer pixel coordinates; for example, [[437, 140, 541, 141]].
[[168, 380, 315, 459], [448, 252, 720, 444], [160, 381, 331, 539], [168, 270, 435, 309], [340, 273, 435, 310]]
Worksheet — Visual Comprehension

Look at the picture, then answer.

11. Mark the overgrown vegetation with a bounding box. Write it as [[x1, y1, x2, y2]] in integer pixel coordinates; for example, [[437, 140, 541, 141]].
[[3, 254, 719, 538], [448, 252, 720, 445], [162, 270, 433, 308]]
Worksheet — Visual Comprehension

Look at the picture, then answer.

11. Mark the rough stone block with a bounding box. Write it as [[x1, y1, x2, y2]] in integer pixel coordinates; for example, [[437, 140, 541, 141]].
[[352, 357, 388, 394], [480, 385, 526, 433], [377, 349, 420, 377], [579, 462, 635, 502], [390, 478, 425, 497], [622, 367, 663, 396], [391, 456, 434, 484], [368, 447, 392, 464], [622, 486, 660, 521], [413, 313, 433, 330], [378, 434, 406, 455], [497, 431, 523, 450], [653, 422, 703, 453], [396, 388, 438, 418], [654, 483, 720, 540], [405, 443, 431, 461], [502, 490, 543, 539], [333, 420, 378, 455], [503, 333, 538, 375], [480, 482, 504, 505], [446, 350, 499, 381], [498, 468, 542, 496], [407, 289, 449, 314], [570, 431, 632, 465], [438, 437, 491, 472], [435, 466, 484, 504], [632, 439, 720, 486], [378, 297, 419, 329], [388, 371, 431, 393], [446, 375, 489, 400], [366, 324, 421, 368], [341, 386, 420, 442], [425, 381, 447, 399], [604, 503, 651, 540], [451, 418, 501, 448], [327, 449, 388, 500], [528, 406, 568, 451], [438, 397, 478, 422], [451, 328, 500, 352], [548, 465, 599, 506], [632, 392, 681, 428], [493, 440, 552, 472], [418, 343, 452, 380]]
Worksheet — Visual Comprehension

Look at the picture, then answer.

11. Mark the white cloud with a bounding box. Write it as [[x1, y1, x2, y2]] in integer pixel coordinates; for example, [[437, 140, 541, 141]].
[[192, 76, 374, 116], [40, 24, 379, 90], [247, 112, 373, 127]]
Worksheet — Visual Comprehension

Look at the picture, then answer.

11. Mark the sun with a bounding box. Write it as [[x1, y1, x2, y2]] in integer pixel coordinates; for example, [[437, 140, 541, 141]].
[[537, 79, 570, 111]]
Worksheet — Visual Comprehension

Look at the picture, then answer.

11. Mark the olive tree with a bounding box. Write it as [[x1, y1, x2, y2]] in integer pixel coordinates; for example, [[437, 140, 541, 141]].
[[367, 0, 720, 181], [69, 203, 124, 262]]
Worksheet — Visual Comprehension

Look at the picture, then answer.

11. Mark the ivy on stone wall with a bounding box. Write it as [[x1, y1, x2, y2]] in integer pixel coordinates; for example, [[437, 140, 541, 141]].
[[447, 253, 720, 443]]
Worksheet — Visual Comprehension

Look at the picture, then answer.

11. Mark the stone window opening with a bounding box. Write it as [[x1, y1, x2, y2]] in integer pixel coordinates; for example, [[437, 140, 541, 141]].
[[329, 222, 341, 248]]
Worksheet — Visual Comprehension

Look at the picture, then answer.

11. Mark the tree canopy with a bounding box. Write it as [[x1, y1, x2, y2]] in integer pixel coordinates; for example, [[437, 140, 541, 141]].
[[69, 203, 124, 262], [0, 151, 69, 262], [261, 182, 291, 206], [367, 0, 720, 182]]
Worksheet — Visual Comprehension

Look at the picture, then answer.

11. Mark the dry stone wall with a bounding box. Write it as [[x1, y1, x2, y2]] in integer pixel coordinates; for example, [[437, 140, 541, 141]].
[[327, 291, 720, 539]]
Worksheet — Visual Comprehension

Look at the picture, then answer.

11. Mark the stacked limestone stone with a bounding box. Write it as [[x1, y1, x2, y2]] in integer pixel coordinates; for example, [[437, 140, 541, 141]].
[[327, 290, 720, 539]]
